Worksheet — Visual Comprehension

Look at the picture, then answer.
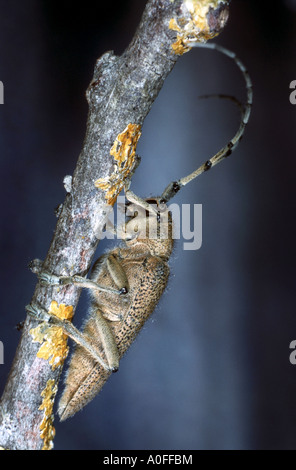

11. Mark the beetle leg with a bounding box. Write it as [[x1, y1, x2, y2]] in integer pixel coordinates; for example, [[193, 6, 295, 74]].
[[106, 254, 129, 294], [28, 259, 125, 296], [91, 306, 119, 372], [26, 303, 113, 372]]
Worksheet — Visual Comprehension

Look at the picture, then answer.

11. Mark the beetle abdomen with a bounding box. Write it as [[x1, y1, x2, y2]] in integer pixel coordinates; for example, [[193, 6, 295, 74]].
[[58, 254, 169, 421]]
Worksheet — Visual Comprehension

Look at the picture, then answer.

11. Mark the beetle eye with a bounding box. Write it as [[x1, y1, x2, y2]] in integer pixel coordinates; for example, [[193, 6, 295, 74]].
[[158, 202, 167, 212]]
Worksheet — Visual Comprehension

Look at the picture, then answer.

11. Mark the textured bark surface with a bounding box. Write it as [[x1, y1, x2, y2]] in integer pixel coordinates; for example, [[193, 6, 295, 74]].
[[0, 0, 229, 450]]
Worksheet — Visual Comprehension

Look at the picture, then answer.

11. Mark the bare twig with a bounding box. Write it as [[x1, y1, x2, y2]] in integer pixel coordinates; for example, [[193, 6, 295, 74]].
[[0, 0, 229, 450]]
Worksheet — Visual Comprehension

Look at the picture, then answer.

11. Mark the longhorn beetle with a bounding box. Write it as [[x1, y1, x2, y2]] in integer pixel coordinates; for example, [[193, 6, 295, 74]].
[[26, 43, 252, 421]]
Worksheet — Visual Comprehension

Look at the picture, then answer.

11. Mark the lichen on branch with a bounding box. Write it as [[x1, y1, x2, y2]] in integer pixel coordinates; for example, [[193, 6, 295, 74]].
[[170, 0, 229, 54], [30, 302, 74, 371], [95, 123, 142, 206]]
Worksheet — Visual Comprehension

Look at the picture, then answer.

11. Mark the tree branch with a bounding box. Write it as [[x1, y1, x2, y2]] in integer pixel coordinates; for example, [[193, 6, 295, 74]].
[[0, 0, 229, 450]]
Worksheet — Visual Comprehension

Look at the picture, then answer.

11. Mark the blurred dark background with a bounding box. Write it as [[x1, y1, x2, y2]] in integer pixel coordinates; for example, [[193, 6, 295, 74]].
[[1, 0, 296, 450]]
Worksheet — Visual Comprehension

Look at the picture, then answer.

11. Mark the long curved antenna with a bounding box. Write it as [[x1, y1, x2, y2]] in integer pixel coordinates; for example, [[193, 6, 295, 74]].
[[160, 43, 253, 204]]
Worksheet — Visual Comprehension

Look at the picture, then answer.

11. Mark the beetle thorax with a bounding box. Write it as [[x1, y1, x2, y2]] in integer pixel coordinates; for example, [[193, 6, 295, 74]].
[[123, 202, 174, 259]]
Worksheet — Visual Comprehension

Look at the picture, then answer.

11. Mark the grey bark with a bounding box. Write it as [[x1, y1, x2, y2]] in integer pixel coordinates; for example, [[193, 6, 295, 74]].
[[0, 0, 229, 450]]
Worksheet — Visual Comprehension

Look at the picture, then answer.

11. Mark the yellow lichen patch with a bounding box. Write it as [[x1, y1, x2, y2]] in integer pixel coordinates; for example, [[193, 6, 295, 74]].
[[170, 0, 228, 55], [95, 123, 142, 205], [39, 379, 57, 450], [30, 301, 74, 370]]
